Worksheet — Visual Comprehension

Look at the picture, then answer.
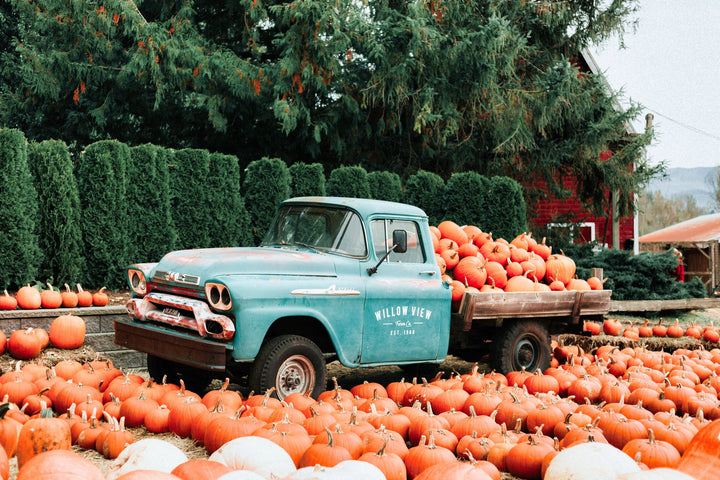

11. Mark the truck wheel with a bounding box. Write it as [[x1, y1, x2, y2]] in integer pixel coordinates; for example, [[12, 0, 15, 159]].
[[249, 335, 327, 401], [146, 355, 212, 393], [492, 321, 551, 374]]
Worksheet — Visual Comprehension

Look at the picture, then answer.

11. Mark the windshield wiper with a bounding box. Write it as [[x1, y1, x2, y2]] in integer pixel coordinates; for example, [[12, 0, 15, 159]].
[[293, 242, 321, 253]]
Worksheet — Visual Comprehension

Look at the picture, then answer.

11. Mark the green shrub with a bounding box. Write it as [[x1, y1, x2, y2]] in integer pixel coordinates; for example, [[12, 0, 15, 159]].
[[0, 128, 41, 289], [27, 140, 85, 285], [486, 176, 527, 241], [77, 140, 130, 288], [326, 165, 371, 199], [443, 171, 491, 229], [127, 145, 177, 262], [207, 152, 251, 247], [403, 170, 446, 226], [243, 157, 291, 245], [289, 162, 326, 197], [368, 171, 402, 203], [566, 244, 707, 300], [169, 149, 211, 249]]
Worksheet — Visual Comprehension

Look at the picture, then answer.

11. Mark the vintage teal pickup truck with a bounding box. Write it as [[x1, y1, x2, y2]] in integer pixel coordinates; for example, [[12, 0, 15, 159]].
[[115, 197, 611, 398]]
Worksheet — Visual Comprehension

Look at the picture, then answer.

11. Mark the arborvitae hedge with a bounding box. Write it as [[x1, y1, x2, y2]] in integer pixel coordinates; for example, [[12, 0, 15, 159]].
[[77, 140, 130, 288], [243, 157, 291, 245], [207, 152, 251, 247], [486, 176, 527, 241], [0, 128, 41, 289], [127, 144, 177, 262], [443, 172, 492, 229], [170, 149, 211, 250], [27, 140, 85, 285], [403, 170, 446, 227], [326, 165, 371, 199], [289, 162, 326, 197], [368, 171, 402, 203]]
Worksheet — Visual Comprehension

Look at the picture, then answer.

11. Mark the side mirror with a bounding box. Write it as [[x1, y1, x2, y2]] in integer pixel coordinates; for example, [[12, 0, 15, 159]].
[[367, 229, 408, 276], [392, 229, 408, 254]]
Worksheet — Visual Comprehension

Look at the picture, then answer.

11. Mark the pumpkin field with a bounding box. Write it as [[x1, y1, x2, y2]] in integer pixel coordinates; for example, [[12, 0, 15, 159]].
[[0, 311, 716, 479]]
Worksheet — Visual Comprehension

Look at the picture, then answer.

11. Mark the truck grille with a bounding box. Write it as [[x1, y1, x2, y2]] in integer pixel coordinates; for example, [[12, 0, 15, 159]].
[[153, 270, 201, 286], [126, 292, 235, 340]]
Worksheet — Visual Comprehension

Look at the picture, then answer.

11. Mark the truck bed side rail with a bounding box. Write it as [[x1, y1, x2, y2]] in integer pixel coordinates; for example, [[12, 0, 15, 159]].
[[455, 290, 612, 332]]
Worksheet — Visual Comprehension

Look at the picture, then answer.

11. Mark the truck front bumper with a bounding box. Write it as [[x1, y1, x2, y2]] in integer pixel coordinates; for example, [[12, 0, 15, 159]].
[[114, 317, 229, 371]]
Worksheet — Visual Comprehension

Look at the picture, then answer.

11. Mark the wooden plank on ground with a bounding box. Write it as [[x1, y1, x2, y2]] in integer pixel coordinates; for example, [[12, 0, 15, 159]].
[[609, 298, 720, 313]]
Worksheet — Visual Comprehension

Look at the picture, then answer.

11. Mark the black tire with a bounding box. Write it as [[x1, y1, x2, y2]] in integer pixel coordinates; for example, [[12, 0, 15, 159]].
[[491, 320, 551, 374], [146, 354, 214, 393], [249, 335, 327, 401]]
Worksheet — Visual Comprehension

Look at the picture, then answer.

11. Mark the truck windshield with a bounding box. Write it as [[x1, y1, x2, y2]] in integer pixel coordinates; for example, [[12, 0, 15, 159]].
[[262, 205, 368, 257]]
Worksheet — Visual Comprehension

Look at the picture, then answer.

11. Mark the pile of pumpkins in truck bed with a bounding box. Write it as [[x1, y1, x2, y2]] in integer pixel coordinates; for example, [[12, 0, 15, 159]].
[[431, 221, 600, 303]]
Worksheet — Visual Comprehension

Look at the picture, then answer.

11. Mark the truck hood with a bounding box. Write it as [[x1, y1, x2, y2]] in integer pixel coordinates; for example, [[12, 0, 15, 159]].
[[154, 246, 337, 280]]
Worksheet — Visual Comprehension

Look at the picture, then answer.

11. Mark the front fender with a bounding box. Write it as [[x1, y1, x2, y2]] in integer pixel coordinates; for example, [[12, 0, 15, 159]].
[[230, 304, 362, 366]]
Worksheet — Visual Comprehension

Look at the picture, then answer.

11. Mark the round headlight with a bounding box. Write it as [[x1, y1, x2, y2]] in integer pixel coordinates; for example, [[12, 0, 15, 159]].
[[128, 269, 147, 295], [206, 282, 232, 311]]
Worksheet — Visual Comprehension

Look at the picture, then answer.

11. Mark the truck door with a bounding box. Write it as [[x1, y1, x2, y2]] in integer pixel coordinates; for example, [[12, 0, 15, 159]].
[[360, 218, 450, 364]]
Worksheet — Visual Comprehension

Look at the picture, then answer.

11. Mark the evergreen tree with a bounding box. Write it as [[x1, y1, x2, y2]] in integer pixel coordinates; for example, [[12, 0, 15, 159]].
[[77, 140, 129, 288], [403, 170, 446, 226], [443, 172, 492, 230], [0, 128, 41, 289], [127, 144, 177, 262], [169, 149, 211, 250], [486, 176, 527, 241], [2, 0, 656, 221], [243, 157, 291, 245], [368, 171, 402, 203], [289, 162, 326, 197], [326, 166, 371, 199], [27, 140, 85, 285], [207, 152, 248, 247]]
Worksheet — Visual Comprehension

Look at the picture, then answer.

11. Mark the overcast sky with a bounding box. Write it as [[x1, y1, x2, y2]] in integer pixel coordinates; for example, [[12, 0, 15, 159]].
[[589, 1, 720, 170]]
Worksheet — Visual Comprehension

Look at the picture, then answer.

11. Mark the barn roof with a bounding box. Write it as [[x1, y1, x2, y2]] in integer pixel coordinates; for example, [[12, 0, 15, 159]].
[[639, 213, 720, 244]]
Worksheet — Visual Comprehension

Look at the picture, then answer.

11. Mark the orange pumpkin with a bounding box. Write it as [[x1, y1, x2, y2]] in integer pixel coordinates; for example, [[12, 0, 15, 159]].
[[40, 283, 62, 309], [16, 408, 72, 468], [437, 221, 469, 247], [0, 290, 17, 310], [8, 328, 43, 360], [60, 284, 78, 308], [49, 314, 86, 349], [16, 449, 104, 480], [75, 284, 93, 307], [92, 287, 109, 306], [171, 459, 233, 480], [545, 254, 576, 285], [16, 285, 41, 310]]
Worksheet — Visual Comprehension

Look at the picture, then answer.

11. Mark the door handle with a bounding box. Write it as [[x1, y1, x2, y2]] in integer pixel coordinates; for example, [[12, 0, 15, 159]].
[[419, 271, 436, 275]]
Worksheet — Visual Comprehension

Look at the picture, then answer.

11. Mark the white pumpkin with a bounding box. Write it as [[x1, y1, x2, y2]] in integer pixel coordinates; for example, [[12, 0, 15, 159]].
[[208, 436, 296, 479], [289, 465, 335, 479], [105, 438, 189, 480], [216, 471, 266, 480], [544, 442, 641, 480], [331, 460, 386, 480], [617, 469, 698, 480]]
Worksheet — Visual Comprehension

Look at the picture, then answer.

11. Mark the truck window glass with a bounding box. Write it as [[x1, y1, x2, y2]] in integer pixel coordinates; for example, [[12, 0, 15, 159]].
[[263, 205, 367, 257], [370, 219, 425, 263]]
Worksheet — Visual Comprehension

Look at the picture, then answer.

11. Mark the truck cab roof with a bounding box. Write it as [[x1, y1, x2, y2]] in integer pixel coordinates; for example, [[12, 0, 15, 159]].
[[281, 197, 428, 220]]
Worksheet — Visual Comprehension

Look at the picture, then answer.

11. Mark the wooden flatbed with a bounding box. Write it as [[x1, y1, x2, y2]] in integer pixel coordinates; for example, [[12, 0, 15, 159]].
[[452, 290, 613, 332]]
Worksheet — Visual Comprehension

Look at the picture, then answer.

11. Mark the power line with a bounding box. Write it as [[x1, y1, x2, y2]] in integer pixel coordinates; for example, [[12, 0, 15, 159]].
[[645, 107, 720, 143]]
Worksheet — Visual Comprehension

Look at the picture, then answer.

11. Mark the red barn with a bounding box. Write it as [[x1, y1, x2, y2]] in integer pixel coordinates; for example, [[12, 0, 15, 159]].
[[525, 50, 641, 252]]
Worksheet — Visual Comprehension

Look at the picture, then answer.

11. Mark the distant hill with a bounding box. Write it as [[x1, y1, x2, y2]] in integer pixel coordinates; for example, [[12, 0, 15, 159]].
[[644, 167, 717, 210]]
